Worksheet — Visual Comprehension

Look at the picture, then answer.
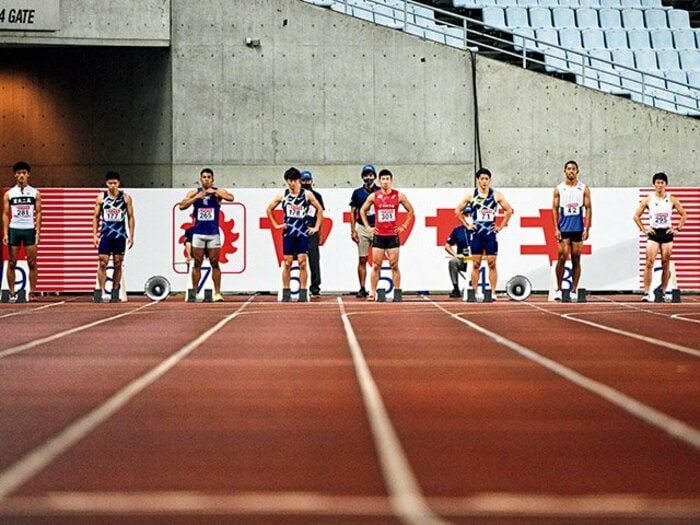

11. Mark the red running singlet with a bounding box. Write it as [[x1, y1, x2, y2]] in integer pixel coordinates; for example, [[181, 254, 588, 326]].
[[373, 189, 400, 237]]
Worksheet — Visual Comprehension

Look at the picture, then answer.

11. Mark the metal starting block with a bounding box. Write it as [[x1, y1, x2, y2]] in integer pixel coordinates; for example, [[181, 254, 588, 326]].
[[393, 289, 402, 302], [377, 289, 386, 302], [577, 288, 587, 303], [672, 289, 681, 303], [562, 289, 571, 303]]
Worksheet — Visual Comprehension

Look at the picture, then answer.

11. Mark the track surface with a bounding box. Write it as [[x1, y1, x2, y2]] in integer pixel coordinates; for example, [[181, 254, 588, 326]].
[[0, 294, 698, 524]]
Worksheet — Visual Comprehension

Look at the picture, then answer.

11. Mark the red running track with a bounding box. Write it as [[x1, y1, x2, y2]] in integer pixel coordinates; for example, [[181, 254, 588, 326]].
[[0, 294, 698, 525]]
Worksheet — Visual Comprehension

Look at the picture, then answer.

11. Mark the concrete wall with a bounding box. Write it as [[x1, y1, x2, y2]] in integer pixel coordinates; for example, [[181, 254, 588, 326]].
[[0, 0, 170, 47]]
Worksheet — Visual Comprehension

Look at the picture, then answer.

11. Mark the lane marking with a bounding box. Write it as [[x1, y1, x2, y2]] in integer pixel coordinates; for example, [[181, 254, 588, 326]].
[[428, 299, 700, 451], [0, 297, 255, 500], [0, 302, 157, 360], [0, 491, 697, 519], [337, 298, 450, 525], [525, 302, 700, 358], [0, 302, 66, 320]]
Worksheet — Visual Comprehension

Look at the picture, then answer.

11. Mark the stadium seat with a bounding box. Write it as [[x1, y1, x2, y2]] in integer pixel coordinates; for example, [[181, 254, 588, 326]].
[[600, 0, 623, 7], [688, 71, 700, 89], [543, 46, 568, 72], [599, 8, 623, 30], [667, 9, 690, 30], [621, 9, 645, 29], [644, 8, 668, 29], [536, 28, 560, 49], [621, 0, 642, 7], [512, 26, 537, 51], [537, 0, 558, 7], [567, 50, 588, 75], [496, 0, 518, 6], [558, 0, 577, 7], [529, 7, 553, 29], [560, 28, 584, 49], [679, 49, 700, 70], [640, 0, 663, 6], [634, 48, 658, 69], [672, 29, 696, 50], [605, 28, 629, 48], [628, 28, 652, 49], [650, 29, 674, 50], [553, 8, 576, 29], [589, 48, 613, 70], [576, 8, 600, 29], [580, 0, 602, 6], [583, 28, 606, 48], [577, 69, 600, 89], [506, 7, 529, 27], [657, 49, 680, 70], [612, 48, 636, 68], [482, 7, 507, 29], [599, 67, 625, 92]]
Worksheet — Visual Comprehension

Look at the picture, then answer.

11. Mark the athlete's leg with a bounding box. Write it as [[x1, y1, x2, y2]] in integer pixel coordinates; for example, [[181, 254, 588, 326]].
[[111, 254, 124, 292], [208, 248, 221, 293], [659, 241, 673, 293], [555, 238, 570, 290], [643, 240, 660, 294], [96, 253, 109, 293], [24, 243, 38, 293], [191, 247, 205, 291], [486, 255, 497, 291], [569, 241, 583, 292], [297, 253, 309, 290], [358, 256, 368, 291], [369, 247, 383, 297], [7, 245, 19, 293], [387, 247, 400, 289], [471, 254, 483, 291], [282, 255, 294, 288]]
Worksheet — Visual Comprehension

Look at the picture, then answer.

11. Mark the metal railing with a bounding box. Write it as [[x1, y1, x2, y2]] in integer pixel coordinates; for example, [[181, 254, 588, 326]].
[[301, 0, 700, 116]]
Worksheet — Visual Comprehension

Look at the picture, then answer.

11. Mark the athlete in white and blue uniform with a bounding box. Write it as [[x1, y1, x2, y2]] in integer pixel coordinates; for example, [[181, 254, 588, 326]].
[[179, 168, 234, 302], [93, 171, 135, 302], [455, 168, 513, 296], [266, 167, 324, 302], [552, 160, 592, 301]]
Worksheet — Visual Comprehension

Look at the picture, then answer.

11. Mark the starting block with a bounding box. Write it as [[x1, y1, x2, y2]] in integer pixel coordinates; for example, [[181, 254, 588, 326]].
[[1, 261, 29, 303], [649, 261, 679, 303], [548, 262, 578, 302], [462, 259, 492, 303], [278, 259, 308, 302], [185, 264, 214, 303], [94, 258, 127, 303]]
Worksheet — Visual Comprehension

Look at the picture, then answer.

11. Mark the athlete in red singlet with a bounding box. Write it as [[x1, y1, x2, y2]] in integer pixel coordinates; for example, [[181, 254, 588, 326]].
[[359, 169, 415, 302]]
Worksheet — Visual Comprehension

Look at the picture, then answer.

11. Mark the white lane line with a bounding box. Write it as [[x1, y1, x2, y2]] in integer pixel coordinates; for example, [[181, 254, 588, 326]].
[[337, 298, 450, 525], [0, 302, 157, 360], [428, 299, 700, 451], [525, 302, 700, 358], [0, 301, 66, 320], [671, 314, 700, 324], [0, 491, 697, 519], [0, 297, 255, 500]]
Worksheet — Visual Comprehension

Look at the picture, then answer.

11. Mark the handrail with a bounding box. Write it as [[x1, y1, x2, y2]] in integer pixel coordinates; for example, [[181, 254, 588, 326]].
[[304, 0, 700, 115]]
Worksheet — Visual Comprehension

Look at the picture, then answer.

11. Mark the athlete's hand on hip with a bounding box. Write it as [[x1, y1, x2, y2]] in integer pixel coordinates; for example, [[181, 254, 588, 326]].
[[128, 238, 134, 249], [2, 235, 7, 246]]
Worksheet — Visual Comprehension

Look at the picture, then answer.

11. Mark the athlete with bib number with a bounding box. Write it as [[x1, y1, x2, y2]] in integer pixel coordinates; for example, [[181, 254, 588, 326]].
[[633, 172, 687, 302], [359, 169, 415, 302], [2, 161, 42, 302], [93, 171, 135, 302], [179, 168, 234, 302], [454, 168, 513, 299]]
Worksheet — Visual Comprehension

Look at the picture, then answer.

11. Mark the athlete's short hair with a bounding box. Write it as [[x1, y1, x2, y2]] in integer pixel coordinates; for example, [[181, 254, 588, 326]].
[[652, 172, 668, 184], [12, 161, 31, 173], [564, 160, 579, 171], [105, 171, 120, 181], [475, 167, 492, 179], [284, 167, 301, 181], [378, 169, 393, 179], [200, 168, 214, 177]]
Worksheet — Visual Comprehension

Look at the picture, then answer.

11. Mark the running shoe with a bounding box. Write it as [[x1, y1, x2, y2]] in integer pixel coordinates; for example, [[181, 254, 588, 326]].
[[641, 293, 652, 302], [553, 289, 562, 302], [355, 288, 367, 298], [8, 293, 17, 304], [213, 293, 224, 302], [449, 289, 461, 298], [366, 294, 375, 301]]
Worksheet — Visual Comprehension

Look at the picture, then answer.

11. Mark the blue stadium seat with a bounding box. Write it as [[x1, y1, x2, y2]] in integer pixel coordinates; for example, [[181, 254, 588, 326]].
[[537, 0, 558, 7], [482, 7, 507, 29], [621, 9, 645, 29], [634, 48, 658, 69], [657, 49, 680, 70], [583, 28, 606, 48], [576, 8, 600, 29], [589, 48, 613, 70], [628, 28, 652, 49], [679, 49, 700, 70], [506, 7, 529, 27], [553, 7, 576, 28], [605, 28, 629, 48], [577, 69, 600, 90], [667, 9, 690, 29], [688, 71, 700, 89], [536, 27, 559, 49], [496, 0, 518, 6], [543, 47, 569, 72], [621, 0, 642, 7], [599, 9, 623, 30], [672, 29, 696, 50], [512, 26, 537, 51], [650, 29, 674, 50], [579, 0, 602, 6], [559, 28, 584, 49], [600, 0, 623, 7], [644, 8, 668, 29], [529, 7, 553, 28], [612, 48, 636, 68]]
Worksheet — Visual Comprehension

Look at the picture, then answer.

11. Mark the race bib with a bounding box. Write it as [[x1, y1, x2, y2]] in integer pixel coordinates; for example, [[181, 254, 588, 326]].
[[13, 205, 31, 218], [287, 204, 305, 219], [197, 208, 215, 221], [378, 208, 396, 223], [563, 203, 580, 216], [476, 208, 494, 222], [103, 208, 123, 222]]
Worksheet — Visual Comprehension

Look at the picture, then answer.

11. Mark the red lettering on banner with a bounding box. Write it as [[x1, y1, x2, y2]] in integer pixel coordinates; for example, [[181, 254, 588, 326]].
[[425, 208, 462, 245], [261, 211, 334, 265], [520, 209, 591, 263], [342, 210, 414, 244]]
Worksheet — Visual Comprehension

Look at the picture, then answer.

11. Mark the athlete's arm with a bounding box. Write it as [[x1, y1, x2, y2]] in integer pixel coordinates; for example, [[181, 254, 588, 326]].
[[34, 191, 42, 245], [306, 190, 324, 235], [2, 191, 10, 245], [125, 193, 136, 249], [359, 193, 375, 232], [494, 191, 513, 232], [178, 189, 201, 210], [397, 192, 415, 234], [582, 186, 592, 241], [92, 194, 103, 248], [671, 195, 687, 233], [215, 188, 234, 202], [633, 197, 651, 234], [454, 193, 473, 230], [552, 187, 561, 240], [265, 195, 285, 230]]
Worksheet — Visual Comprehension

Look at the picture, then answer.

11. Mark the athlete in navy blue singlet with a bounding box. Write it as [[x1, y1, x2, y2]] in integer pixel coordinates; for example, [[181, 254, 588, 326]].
[[178, 168, 234, 302], [92, 171, 135, 301], [266, 167, 324, 302], [454, 168, 513, 297]]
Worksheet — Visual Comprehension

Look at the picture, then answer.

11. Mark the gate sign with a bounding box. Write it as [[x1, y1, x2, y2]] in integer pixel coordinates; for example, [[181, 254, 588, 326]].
[[0, 0, 60, 31]]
